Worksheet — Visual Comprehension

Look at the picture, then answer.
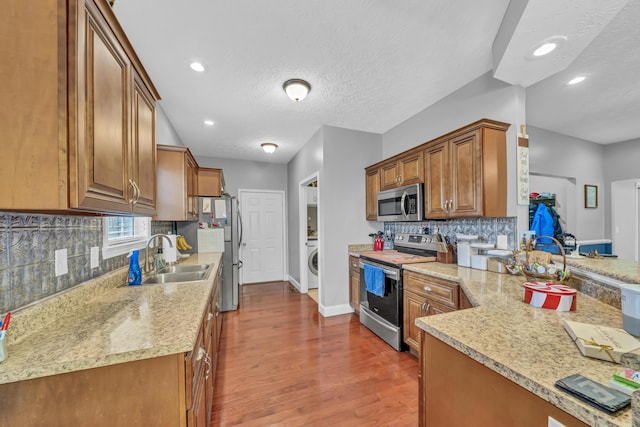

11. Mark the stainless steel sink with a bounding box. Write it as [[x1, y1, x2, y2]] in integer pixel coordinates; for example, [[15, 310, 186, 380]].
[[156, 264, 211, 274], [142, 271, 209, 284], [120, 263, 214, 286]]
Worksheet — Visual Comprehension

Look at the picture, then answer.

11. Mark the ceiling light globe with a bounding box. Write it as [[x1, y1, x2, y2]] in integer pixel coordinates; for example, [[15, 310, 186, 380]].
[[261, 143, 278, 154], [283, 79, 311, 102]]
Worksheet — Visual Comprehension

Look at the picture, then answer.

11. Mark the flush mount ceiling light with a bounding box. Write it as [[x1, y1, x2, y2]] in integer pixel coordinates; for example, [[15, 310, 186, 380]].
[[567, 76, 586, 85], [190, 62, 205, 72], [204, 120, 215, 126], [283, 79, 311, 102], [527, 36, 567, 59], [261, 142, 278, 154]]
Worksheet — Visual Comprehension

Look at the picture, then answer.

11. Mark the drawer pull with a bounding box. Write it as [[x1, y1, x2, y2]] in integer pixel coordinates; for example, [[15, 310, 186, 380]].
[[422, 286, 432, 292]]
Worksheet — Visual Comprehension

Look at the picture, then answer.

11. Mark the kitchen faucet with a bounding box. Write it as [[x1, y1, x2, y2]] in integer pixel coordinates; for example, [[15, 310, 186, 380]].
[[144, 234, 174, 273]]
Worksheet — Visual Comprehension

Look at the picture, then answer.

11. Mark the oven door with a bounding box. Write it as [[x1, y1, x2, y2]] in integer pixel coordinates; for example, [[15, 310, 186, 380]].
[[358, 258, 402, 326]]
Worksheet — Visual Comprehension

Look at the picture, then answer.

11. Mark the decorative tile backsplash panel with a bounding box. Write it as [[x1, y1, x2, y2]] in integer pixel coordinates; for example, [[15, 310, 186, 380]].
[[0, 212, 173, 313], [383, 217, 518, 248]]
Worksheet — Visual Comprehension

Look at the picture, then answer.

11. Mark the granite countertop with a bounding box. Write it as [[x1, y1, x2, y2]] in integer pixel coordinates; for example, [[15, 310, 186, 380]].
[[348, 243, 374, 257], [0, 253, 222, 385], [562, 255, 640, 284], [407, 262, 634, 427]]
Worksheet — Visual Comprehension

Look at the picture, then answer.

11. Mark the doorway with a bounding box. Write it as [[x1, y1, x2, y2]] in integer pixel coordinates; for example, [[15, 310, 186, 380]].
[[238, 189, 286, 284], [611, 180, 640, 261], [299, 172, 320, 302]]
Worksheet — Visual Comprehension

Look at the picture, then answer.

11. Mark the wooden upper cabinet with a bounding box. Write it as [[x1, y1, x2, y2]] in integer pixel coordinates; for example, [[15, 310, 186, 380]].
[[155, 145, 199, 221], [0, 0, 159, 214], [380, 151, 424, 191], [424, 141, 449, 219], [129, 70, 157, 215], [365, 166, 380, 220], [424, 120, 509, 219], [198, 168, 225, 197]]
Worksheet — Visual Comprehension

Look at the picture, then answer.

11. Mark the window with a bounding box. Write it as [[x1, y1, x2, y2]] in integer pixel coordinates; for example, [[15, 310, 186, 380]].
[[102, 216, 151, 259]]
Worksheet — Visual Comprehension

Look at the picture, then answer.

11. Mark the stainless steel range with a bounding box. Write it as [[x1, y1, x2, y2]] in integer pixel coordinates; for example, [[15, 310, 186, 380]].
[[359, 233, 445, 351]]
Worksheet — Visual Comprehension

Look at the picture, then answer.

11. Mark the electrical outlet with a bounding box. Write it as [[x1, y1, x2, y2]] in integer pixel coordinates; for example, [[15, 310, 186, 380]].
[[548, 416, 566, 427], [90, 246, 100, 269], [497, 234, 508, 249], [54, 248, 68, 277]]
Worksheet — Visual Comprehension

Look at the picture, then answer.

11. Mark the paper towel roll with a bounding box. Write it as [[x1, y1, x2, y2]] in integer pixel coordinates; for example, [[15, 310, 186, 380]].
[[164, 234, 177, 263]]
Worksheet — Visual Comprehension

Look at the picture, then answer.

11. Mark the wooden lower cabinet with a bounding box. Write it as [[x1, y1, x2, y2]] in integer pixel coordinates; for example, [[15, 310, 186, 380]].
[[420, 334, 589, 427], [403, 271, 461, 353], [349, 255, 360, 314], [0, 270, 223, 427]]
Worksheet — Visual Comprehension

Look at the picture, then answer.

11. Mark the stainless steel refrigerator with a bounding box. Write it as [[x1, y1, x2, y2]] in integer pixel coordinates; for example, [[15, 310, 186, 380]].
[[176, 195, 243, 311]]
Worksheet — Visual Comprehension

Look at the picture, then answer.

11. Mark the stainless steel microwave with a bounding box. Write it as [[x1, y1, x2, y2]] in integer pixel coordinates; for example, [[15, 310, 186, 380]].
[[376, 183, 423, 222]]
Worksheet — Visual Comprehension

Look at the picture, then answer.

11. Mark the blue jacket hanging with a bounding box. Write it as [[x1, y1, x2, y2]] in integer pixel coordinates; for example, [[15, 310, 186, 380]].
[[530, 203, 554, 243]]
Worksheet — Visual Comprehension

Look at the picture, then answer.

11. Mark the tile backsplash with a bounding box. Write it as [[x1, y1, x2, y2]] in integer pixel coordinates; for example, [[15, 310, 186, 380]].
[[0, 212, 173, 313], [383, 217, 518, 248]]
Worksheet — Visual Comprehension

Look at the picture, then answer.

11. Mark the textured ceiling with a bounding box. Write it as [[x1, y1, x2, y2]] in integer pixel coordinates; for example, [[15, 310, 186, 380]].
[[113, 0, 639, 164]]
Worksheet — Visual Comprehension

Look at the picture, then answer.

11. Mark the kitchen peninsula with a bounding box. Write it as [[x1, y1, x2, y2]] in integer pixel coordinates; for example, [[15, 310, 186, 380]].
[[0, 253, 222, 427], [411, 260, 639, 427]]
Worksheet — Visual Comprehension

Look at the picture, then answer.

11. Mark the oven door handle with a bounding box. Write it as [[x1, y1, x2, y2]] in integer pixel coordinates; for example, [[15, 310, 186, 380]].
[[400, 190, 408, 218], [359, 259, 400, 281]]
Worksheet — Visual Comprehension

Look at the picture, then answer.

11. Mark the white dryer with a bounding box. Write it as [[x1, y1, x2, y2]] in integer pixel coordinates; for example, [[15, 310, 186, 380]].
[[307, 239, 318, 289]]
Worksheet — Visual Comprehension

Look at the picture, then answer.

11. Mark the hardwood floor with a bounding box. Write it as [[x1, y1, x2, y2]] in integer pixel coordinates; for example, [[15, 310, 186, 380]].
[[211, 282, 418, 426]]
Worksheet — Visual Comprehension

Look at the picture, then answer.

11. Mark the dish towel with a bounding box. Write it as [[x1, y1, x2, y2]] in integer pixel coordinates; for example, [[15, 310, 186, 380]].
[[364, 264, 385, 297]]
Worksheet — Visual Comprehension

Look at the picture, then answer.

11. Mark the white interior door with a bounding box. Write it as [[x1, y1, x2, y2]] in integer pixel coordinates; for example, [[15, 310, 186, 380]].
[[240, 190, 285, 284]]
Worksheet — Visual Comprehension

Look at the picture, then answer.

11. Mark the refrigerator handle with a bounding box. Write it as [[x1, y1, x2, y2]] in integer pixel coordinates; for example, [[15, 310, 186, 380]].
[[237, 206, 244, 248], [237, 260, 243, 269]]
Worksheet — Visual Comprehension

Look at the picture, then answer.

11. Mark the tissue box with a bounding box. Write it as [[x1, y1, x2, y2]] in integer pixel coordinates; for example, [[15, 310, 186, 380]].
[[523, 282, 576, 311]]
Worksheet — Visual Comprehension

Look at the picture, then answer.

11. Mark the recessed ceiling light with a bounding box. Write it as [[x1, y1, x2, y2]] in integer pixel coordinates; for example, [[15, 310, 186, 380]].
[[527, 36, 567, 59], [533, 42, 557, 57], [204, 120, 215, 126], [567, 76, 586, 85], [190, 62, 205, 72]]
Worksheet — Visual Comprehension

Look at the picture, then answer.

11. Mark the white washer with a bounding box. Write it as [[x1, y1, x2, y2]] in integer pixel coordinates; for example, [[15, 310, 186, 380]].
[[307, 239, 318, 289]]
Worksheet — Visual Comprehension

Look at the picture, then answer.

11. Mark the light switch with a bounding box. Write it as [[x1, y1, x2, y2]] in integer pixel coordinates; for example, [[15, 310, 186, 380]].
[[90, 246, 100, 269], [55, 249, 68, 277]]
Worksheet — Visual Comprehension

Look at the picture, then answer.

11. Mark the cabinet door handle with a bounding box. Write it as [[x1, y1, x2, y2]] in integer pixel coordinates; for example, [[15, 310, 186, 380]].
[[443, 200, 448, 211], [133, 181, 141, 204], [449, 199, 453, 211], [128, 179, 137, 205], [421, 302, 427, 315], [196, 347, 206, 361], [204, 353, 212, 380], [422, 286, 432, 292], [207, 312, 214, 321], [425, 303, 431, 314]]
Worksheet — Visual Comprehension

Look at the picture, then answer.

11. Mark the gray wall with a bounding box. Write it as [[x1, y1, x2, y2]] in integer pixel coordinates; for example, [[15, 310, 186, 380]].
[[156, 105, 185, 146], [382, 71, 526, 226], [320, 126, 382, 309], [603, 138, 640, 239], [528, 126, 605, 240], [196, 156, 288, 198], [287, 128, 324, 287]]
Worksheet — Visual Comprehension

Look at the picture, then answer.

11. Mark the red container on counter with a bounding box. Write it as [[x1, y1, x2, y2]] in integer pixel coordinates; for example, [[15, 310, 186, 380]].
[[374, 237, 383, 251], [523, 282, 577, 311]]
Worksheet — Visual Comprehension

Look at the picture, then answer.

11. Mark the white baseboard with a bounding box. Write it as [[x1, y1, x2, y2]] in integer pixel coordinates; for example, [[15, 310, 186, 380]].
[[288, 275, 301, 292], [319, 303, 355, 317]]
